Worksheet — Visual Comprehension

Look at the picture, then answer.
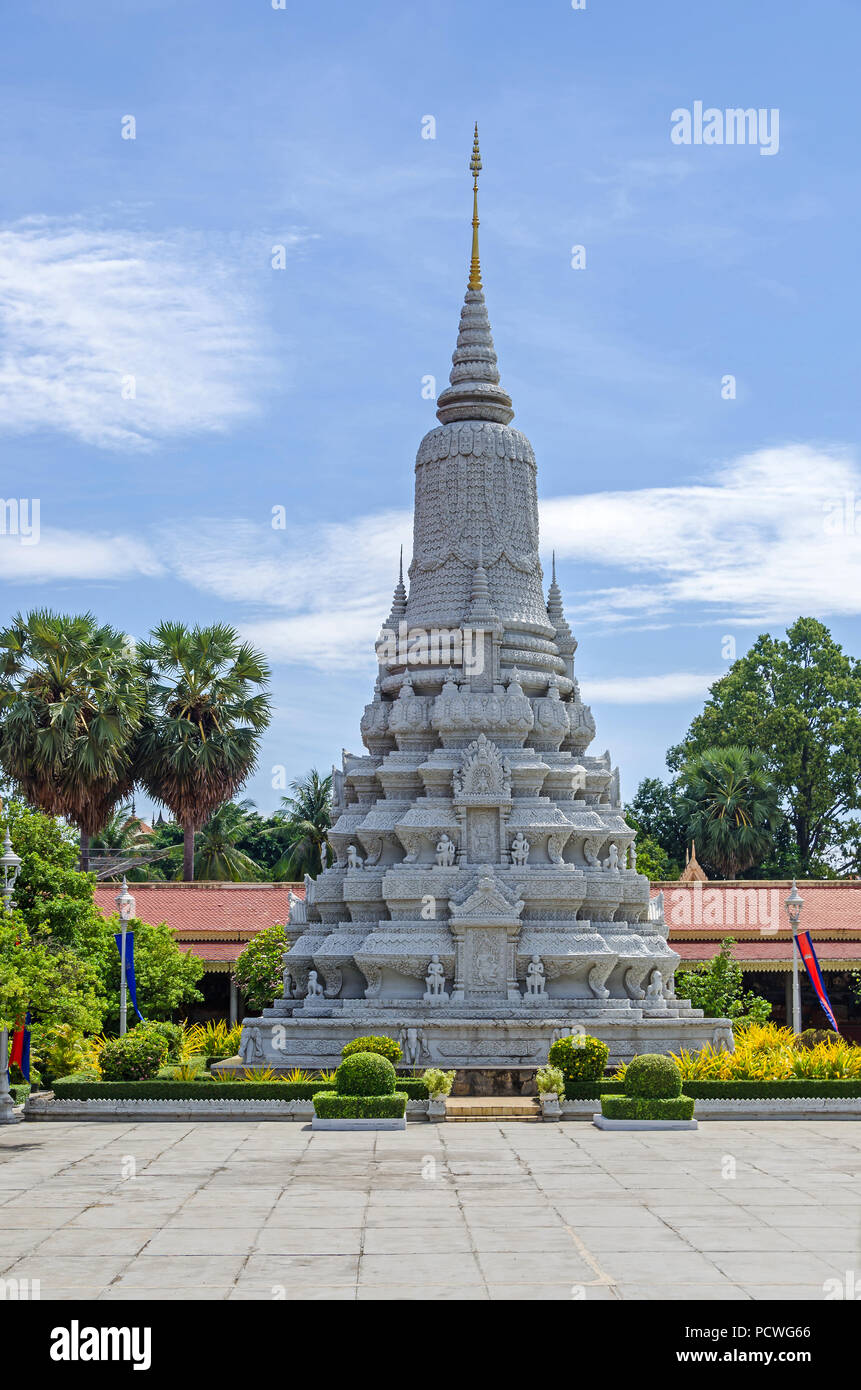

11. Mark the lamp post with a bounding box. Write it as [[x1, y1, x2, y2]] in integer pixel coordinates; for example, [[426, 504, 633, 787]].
[[785, 878, 804, 1035], [115, 876, 135, 1036], [0, 827, 23, 1125]]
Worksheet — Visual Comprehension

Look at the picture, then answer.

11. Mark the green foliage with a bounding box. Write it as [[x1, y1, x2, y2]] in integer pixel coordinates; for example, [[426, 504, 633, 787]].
[[601, 1094, 695, 1121], [99, 1027, 168, 1081], [668, 618, 861, 876], [52, 1076, 428, 1101], [192, 800, 263, 882], [422, 1068, 456, 1099], [136, 620, 272, 881], [674, 937, 772, 1022], [794, 1028, 842, 1051], [626, 778, 689, 876], [274, 769, 332, 879], [29, 1023, 96, 1085], [676, 746, 783, 878], [625, 1053, 682, 1099], [138, 1019, 183, 1061], [547, 1034, 609, 1085], [101, 914, 204, 1027], [235, 924, 287, 1012], [536, 1064, 565, 1096], [0, 609, 146, 845], [335, 1051, 396, 1097], [312, 1091, 407, 1119], [341, 1034, 402, 1065]]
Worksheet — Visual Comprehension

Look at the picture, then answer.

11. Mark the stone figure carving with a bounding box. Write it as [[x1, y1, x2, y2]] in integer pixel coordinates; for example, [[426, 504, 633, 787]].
[[306, 970, 324, 998], [398, 1027, 427, 1067], [435, 834, 457, 867], [240, 1027, 266, 1064], [424, 954, 447, 1001], [603, 843, 619, 873], [644, 969, 664, 1001], [287, 889, 306, 925], [509, 831, 530, 866], [526, 954, 546, 996], [627, 841, 637, 871], [320, 841, 329, 870], [346, 844, 364, 870], [649, 890, 665, 924]]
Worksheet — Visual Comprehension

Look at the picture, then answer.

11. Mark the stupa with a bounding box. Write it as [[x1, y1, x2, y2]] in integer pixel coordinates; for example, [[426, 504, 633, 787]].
[[238, 129, 731, 1071]]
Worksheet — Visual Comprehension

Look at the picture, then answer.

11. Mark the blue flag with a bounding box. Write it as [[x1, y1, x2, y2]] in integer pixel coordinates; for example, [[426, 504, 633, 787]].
[[115, 932, 144, 1021]]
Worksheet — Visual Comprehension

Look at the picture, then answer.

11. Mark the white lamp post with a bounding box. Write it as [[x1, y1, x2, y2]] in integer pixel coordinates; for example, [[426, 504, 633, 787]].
[[785, 878, 804, 1035], [0, 827, 23, 1125], [115, 876, 136, 1036]]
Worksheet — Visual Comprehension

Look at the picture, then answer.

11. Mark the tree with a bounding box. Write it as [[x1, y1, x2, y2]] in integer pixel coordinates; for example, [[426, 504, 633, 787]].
[[674, 937, 772, 1023], [274, 769, 332, 879], [235, 924, 288, 1012], [0, 800, 203, 1036], [192, 800, 262, 882], [676, 746, 783, 879], [668, 618, 861, 876], [99, 915, 204, 1026], [0, 610, 145, 871], [136, 622, 271, 881], [626, 777, 689, 875]]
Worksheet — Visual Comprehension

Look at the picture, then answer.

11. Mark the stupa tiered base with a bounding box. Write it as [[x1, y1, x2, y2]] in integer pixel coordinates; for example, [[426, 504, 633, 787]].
[[229, 996, 730, 1072]]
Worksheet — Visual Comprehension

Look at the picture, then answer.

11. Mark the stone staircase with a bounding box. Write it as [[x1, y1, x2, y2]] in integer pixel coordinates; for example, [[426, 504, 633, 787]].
[[444, 1096, 541, 1123]]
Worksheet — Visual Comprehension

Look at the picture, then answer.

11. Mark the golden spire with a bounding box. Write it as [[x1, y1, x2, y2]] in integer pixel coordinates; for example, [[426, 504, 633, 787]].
[[468, 122, 482, 291]]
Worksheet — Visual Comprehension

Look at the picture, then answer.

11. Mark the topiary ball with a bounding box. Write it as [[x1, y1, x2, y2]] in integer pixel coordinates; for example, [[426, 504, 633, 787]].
[[794, 1028, 841, 1051], [547, 1034, 609, 1083], [335, 1051, 397, 1097], [341, 1034, 402, 1065], [625, 1053, 682, 1099]]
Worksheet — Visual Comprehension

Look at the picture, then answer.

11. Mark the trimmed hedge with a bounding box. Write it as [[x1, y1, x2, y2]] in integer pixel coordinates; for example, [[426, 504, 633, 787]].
[[51, 1077, 429, 1102], [336, 1052, 396, 1097], [563, 1079, 861, 1100], [341, 1035, 402, 1065], [601, 1094, 695, 1121], [625, 1054, 682, 1100], [312, 1090, 407, 1119]]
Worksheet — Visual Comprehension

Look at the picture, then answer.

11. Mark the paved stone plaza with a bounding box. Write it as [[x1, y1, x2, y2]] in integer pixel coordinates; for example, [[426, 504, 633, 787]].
[[0, 1120, 858, 1301]]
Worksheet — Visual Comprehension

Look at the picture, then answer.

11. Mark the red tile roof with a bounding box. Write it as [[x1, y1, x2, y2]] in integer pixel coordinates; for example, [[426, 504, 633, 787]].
[[93, 881, 301, 939], [652, 881, 861, 939]]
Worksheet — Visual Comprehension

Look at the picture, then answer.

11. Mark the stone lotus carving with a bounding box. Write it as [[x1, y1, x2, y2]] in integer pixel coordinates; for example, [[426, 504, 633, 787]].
[[588, 960, 615, 999]]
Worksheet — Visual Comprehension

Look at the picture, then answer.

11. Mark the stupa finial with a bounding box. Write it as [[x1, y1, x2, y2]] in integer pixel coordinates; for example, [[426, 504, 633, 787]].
[[469, 122, 482, 292]]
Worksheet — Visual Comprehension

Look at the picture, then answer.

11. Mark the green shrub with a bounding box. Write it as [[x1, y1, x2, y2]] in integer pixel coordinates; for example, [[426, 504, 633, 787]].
[[548, 1034, 609, 1086], [51, 1076, 429, 1102], [335, 1051, 396, 1097], [341, 1035, 402, 1065], [422, 1068, 455, 1099], [99, 1030, 168, 1081], [794, 1028, 842, 1051], [138, 1020, 184, 1062], [536, 1064, 565, 1096], [312, 1091, 407, 1119], [625, 1054, 682, 1099], [601, 1094, 695, 1121]]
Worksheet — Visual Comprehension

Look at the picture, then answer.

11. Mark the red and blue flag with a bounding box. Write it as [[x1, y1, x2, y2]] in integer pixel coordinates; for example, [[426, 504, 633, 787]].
[[796, 931, 840, 1034]]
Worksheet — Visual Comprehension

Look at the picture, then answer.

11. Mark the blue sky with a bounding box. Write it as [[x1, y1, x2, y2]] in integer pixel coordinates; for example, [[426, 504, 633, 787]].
[[2, 0, 861, 815]]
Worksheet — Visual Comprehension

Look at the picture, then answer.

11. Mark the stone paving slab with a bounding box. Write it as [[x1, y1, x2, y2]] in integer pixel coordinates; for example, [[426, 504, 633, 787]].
[[0, 1119, 859, 1300]]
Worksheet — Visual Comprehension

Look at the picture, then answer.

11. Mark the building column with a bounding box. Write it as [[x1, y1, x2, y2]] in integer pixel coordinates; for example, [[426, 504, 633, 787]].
[[229, 975, 238, 1027]]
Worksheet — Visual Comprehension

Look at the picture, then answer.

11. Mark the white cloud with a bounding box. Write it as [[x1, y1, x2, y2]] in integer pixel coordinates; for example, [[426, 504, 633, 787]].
[[0, 526, 162, 583], [580, 672, 720, 704], [0, 218, 287, 449]]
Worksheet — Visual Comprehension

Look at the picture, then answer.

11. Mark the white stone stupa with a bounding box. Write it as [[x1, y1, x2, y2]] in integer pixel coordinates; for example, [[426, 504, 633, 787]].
[[238, 129, 731, 1072]]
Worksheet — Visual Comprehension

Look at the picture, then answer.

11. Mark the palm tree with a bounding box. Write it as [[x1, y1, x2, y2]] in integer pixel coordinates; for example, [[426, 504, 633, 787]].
[[677, 746, 783, 878], [274, 769, 332, 879], [193, 800, 261, 881], [136, 622, 271, 881], [0, 610, 145, 870]]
